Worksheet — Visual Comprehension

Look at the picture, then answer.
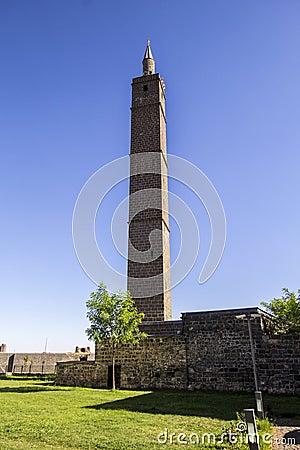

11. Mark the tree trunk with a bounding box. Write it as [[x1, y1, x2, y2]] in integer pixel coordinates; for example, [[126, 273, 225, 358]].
[[112, 342, 116, 390]]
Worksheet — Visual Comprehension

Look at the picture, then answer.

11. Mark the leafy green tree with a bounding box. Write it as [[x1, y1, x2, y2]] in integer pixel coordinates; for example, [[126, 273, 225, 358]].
[[261, 288, 300, 334], [86, 283, 146, 389]]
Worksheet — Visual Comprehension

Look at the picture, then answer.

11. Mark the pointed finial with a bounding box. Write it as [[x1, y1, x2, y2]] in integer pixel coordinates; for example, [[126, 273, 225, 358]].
[[142, 40, 155, 75]]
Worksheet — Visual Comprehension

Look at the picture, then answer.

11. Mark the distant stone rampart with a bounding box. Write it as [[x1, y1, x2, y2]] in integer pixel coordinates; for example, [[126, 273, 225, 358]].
[[0, 352, 94, 374]]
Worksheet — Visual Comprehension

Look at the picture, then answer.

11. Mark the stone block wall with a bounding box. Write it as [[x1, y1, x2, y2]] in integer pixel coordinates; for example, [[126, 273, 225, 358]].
[[0, 352, 94, 374], [97, 335, 187, 390], [56, 336, 186, 389], [140, 320, 182, 336], [55, 361, 105, 388], [0, 354, 10, 373], [257, 334, 300, 394], [182, 311, 260, 391], [55, 308, 300, 394]]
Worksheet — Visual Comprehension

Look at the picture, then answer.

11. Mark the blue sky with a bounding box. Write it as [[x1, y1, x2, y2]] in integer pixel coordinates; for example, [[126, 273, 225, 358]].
[[1, 1, 300, 352]]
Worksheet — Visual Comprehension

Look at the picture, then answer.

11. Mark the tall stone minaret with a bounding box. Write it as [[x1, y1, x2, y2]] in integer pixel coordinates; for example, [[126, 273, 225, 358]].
[[127, 41, 172, 323]]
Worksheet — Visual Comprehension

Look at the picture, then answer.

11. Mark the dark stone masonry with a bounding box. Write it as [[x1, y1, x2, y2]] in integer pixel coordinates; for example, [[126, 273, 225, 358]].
[[127, 42, 171, 323], [56, 307, 300, 394]]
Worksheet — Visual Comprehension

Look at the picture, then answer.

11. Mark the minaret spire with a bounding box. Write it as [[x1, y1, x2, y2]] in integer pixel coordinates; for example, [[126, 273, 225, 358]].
[[142, 39, 155, 75]]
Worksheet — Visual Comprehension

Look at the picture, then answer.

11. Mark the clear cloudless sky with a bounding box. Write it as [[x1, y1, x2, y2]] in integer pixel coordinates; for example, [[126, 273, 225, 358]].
[[1, 0, 300, 352]]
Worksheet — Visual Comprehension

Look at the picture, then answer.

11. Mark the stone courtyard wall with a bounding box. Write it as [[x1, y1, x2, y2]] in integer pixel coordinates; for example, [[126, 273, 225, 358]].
[[56, 335, 186, 389], [182, 311, 260, 391], [257, 334, 300, 394], [97, 335, 187, 390], [56, 308, 300, 394], [55, 361, 105, 387]]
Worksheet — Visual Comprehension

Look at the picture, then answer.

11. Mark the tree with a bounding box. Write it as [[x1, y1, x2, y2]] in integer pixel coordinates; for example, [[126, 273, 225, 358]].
[[261, 288, 300, 334], [85, 283, 147, 389]]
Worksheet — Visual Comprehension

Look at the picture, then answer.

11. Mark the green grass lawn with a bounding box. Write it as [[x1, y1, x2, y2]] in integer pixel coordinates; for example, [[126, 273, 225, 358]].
[[0, 376, 298, 449]]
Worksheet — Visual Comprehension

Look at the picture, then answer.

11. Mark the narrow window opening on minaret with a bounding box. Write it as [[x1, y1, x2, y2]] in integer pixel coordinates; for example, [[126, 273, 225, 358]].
[[143, 85, 148, 92]]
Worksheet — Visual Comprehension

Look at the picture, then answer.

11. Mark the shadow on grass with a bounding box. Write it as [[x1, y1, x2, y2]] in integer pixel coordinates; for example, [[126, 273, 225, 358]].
[[0, 385, 70, 393], [84, 390, 256, 420], [0, 375, 55, 381], [264, 394, 300, 424]]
